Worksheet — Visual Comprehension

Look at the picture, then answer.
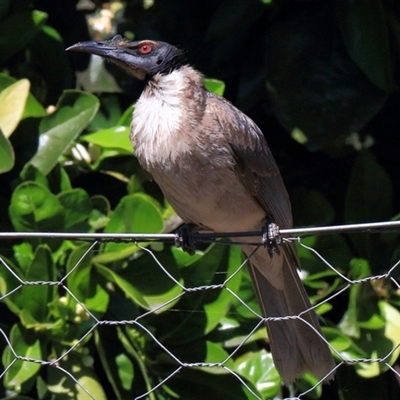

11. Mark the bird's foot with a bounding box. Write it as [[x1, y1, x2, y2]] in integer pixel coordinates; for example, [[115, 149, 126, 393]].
[[175, 224, 197, 255], [262, 220, 282, 256]]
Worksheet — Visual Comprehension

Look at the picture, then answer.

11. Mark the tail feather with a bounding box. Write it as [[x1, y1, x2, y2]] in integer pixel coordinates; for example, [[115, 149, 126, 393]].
[[242, 243, 335, 383]]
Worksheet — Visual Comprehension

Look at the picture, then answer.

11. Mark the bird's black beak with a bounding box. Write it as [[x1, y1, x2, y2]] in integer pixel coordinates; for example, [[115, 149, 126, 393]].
[[66, 36, 148, 80], [66, 37, 122, 58]]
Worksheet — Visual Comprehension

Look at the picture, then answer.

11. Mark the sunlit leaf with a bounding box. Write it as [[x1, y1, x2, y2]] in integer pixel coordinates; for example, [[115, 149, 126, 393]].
[[204, 78, 226, 96], [82, 126, 132, 153], [96, 193, 164, 262], [235, 351, 280, 399], [30, 90, 99, 175], [3, 324, 42, 391], [116, 353, 134, 390], [0, 73, 46, 119], [0, 79, 30, 137], [47, 353, 106, 399], [0, 129, 14, 173]]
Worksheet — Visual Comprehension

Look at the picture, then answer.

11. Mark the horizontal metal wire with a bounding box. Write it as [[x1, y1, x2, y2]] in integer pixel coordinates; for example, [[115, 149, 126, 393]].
[[0, 220, 399, 241]]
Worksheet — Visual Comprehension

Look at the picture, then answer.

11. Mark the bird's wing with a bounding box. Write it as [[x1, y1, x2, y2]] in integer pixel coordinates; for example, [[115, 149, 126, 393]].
[[205, 92, 293, 229]]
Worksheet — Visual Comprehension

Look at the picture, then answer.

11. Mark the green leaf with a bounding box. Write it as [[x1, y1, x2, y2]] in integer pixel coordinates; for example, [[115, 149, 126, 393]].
[[96, 258, 183, 312], [13, 242, 34, 271], [20, 163, 49, 188], [66, 245, 109, 316], [58, 189, 92, 230], [115, 353, 134, 390], [96, 193, 164, 263], [158, 245, 244, 345], [204, 78, 226, 96], [0, 79, 30, 137], [117, 105, 134, 126], [377, 301, 400, 366], [30, 90, 99, 175], [82, 126, 132, 153], [0, 256, 24, 315], [335, 0, 394, 91], [234, 351, 280, 399], [0, 129, 14, 173], [0, 10, 48, 63], [88, 195, 111, 230], [203, 246, 243, 333], [47, 353, 106, 399], [338, 258, 373, 338], [20, 245, 55, 327], [3, 324, 42, 392], [323, 327, 354, 353], [0, 73, 46, 119], [9, 181, 65, 232]]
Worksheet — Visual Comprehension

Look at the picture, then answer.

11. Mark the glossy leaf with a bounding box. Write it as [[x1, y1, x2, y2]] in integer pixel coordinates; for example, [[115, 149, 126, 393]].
[[106, 193, 163, 233], [9, 181, 65, 232], [234, 351, 280, 399], [115, 353, 134, 390], [0, 129, 14, 173], [30, 90, 99, 175], [339, 258, 373, 338], [2, 324, 42, 391], [117, 105, 134, 126], [47, 353, 106, 399], [66, 245, 109, 316], [0, 79, 30, 137], [96, 258, 183, 312], [0, 73, 46, 119], [204, 78, 226, 96], [377, 301, 400, 366], [82, 126, 132, 153], [0, 256, 24, 315], [97, 193, 164, 263], [58, 189, 92, 230], [158, 245, 244, 345], [20, 245, 55, 327]]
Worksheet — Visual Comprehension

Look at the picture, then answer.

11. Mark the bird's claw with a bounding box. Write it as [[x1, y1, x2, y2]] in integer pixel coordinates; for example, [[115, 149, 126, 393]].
[[175, 224, 197, 255], [262, 221, 281, 255]]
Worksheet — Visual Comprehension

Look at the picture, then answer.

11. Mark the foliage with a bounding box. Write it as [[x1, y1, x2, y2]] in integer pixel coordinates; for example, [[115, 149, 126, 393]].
[[0, 1, 400, 399]]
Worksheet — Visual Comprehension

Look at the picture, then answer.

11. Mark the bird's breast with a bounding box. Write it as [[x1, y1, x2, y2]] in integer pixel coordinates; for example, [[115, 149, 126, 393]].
[[129, 72, 265, 232]]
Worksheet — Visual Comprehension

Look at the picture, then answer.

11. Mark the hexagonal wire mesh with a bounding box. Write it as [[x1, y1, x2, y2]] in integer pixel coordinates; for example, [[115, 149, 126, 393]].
[[0, 221, 400, 399]]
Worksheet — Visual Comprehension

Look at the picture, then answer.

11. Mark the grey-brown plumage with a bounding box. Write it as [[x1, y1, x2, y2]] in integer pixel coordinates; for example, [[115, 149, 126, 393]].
[[67, 36, 335, 383]]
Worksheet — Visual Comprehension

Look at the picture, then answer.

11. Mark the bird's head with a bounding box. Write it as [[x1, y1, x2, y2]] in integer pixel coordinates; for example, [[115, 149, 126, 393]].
[[66, 35, 186, 80]]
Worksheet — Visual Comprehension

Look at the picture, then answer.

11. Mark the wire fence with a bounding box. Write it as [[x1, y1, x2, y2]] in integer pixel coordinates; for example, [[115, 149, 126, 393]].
[[1, 220, 400, 399]]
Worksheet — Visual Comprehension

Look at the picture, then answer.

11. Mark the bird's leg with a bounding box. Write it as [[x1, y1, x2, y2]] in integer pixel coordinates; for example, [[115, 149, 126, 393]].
[[175, 224, 198, 255], [262, 219, 282, 256]]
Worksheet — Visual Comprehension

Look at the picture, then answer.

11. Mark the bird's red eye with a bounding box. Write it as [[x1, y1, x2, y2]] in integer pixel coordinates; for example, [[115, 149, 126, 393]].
[[139, 44, 152, 54]]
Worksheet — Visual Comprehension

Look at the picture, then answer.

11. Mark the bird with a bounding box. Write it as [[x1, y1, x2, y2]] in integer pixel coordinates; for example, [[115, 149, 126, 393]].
[[67, 35, 335, 384]]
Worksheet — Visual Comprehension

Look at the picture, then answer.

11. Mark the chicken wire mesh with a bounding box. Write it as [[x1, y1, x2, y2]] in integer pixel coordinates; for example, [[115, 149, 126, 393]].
[[0, 221, 400, 399]]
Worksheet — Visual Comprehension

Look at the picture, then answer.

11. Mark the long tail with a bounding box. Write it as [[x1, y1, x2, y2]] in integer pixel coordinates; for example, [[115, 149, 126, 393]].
[[241, 242, 335, 383]]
